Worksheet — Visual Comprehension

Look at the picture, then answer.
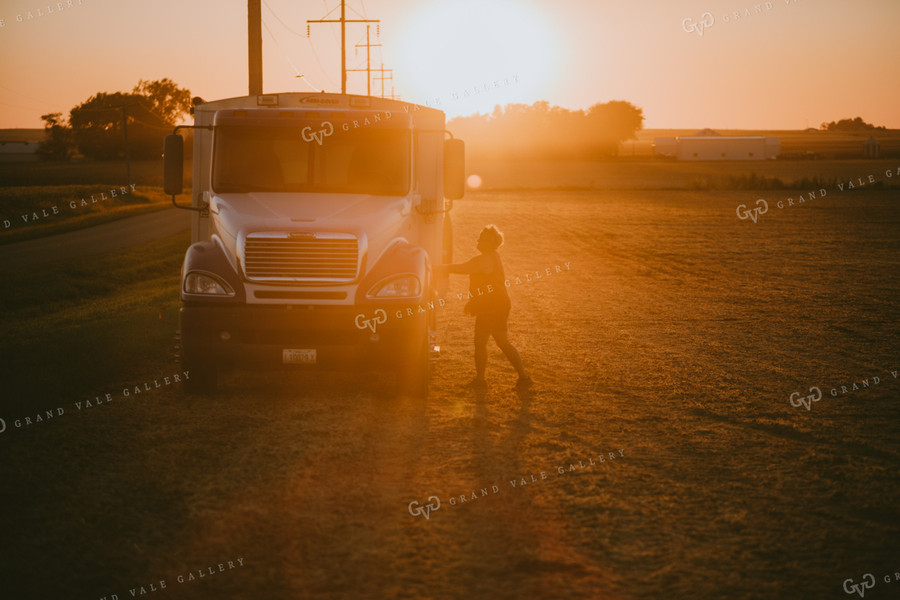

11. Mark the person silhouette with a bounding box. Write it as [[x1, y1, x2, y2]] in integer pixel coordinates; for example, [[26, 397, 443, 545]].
[[436, 225, 532, 389]]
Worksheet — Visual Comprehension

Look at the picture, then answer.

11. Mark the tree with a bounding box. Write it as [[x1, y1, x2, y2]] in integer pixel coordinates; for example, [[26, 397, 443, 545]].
[[820, 117, 886, 132], [587, 100, 645, 153], [36, 112, 73, 162], [70, 92, 157, 160], [448, 100, 645, 160], [68, 79, 190, 160], [132, 78, 191, 125]]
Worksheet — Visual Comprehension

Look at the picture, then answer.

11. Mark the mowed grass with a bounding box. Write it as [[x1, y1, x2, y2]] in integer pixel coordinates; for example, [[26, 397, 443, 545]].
[[1, 188, 898, 599], [2, 155, 896, 247], [0, 158, 193, 188], [428, 188, 900, 599], [0, 184, 173, 245], [0, 230, 187, 409], [0, 158, 195, 244], [633, 128, 900, 159], [468, 156, 900, 192]]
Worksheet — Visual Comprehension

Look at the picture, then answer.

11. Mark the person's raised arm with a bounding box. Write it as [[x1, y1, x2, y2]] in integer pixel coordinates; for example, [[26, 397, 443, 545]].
[[435, 254, 490, 277]]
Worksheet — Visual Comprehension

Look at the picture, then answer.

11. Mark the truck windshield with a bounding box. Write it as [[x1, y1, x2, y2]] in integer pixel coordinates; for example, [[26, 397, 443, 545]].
[[212, 125, 410, 196]]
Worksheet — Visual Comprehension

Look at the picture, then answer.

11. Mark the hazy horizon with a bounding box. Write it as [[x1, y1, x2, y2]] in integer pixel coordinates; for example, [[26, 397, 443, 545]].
[[1, 0, 898, 130]]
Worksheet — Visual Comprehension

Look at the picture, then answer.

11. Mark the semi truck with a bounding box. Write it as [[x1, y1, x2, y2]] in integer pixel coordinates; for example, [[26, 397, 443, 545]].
[[163, 92, 464, 395]]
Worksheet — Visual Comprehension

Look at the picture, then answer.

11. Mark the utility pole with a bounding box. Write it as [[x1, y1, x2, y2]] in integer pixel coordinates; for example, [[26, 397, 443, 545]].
[[248, 0, 263, 95], [373, 63, 393, 99], [122, 106, 131, 182], [307, 1, 379, 94], [348, 25, 380, 96], [74, 103, 142, 180]]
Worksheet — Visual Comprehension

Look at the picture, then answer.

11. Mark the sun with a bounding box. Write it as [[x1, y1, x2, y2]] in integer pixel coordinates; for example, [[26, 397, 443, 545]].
[[391, 0, 560, 116]]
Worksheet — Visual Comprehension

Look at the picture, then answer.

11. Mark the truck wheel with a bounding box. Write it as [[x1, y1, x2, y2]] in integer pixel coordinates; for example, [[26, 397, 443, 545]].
[[398, 319, 429, 398], [182, 359, 218, 394], [442, 215, 453, 264]]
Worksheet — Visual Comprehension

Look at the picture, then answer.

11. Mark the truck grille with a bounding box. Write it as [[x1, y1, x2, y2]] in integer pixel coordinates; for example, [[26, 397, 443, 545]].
[[243, 233, 359, 282]]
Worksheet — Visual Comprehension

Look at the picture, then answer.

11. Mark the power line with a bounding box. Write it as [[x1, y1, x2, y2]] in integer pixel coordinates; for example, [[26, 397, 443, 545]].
[[262, 0, 336, 89], [262, 20, 300, 76], [348, 25, 380, 96], [0, 99, 34, 112], [307, 0, 380, 94], [346, 4, 366, 19], [71, 103, 138, 180], [305, 38, 340, 90], [320, 0, 339, 19], [262, 0, 304, 37], [373, 63, 397, 99], [73, 100, 164, 121], [0, 84, 48, 106], [262, 19, 320, 91], [321, 0, 340, 45]]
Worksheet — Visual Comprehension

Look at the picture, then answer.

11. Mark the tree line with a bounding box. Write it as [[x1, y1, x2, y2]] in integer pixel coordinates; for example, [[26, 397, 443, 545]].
[[38, 86, 885, 163], [38, 84, 645, 162], [448, 100, 645, 160], [38, 78, 191, 161], [819, 117, 886, 132]]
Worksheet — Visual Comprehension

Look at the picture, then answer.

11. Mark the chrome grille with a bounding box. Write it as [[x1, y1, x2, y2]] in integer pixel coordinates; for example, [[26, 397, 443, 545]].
[[243, 233, 359, 282]]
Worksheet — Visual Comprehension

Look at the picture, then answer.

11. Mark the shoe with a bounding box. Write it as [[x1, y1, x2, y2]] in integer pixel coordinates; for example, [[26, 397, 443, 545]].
[[515, 376, 533, 389], [463, 378, 488, 390]]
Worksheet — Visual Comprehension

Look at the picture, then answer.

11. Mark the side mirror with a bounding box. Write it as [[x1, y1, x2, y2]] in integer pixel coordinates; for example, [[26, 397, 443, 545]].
[[443, 138, 465, 200], [164, 134, 184, 196]]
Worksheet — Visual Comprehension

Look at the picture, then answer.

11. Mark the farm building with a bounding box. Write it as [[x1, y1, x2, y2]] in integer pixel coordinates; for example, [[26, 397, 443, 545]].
[[653, 137, 679, 157], [0, 140, 41, 162], [863, 136, 880, 158], [0, 129, 45, 163], [653, 135, 780, 160]]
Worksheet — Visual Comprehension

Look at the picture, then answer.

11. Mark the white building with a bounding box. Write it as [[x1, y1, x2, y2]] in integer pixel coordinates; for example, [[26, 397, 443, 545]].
[[653, 137, 679, 158], [653, 135, 780, 160], [0, 140, 41, 162]]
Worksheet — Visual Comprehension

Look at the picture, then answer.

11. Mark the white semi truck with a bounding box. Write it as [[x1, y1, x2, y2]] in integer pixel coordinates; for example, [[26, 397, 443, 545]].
[[163, 92, 464, 395]]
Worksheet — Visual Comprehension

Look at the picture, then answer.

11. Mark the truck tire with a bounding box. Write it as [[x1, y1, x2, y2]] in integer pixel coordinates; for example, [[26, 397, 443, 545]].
[[397, 316, 429, 398], [442, 215, 453, 265], [182, 359, 218, 394]]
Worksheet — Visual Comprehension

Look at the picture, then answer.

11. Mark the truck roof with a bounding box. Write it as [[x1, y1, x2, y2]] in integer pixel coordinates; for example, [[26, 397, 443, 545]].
[[192, 92, 444, 120]]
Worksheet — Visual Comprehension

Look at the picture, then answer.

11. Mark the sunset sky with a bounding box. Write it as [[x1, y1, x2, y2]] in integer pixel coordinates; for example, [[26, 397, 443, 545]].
[[0, 0, 898, 130]]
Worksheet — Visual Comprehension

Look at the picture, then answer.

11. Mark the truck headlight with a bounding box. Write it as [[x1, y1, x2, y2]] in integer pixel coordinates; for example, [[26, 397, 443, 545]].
[[184, 271, 235, 296], [367, 274, 421, 299]]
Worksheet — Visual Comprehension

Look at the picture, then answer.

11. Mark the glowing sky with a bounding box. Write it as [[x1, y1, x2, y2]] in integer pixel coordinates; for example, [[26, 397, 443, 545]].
[[0, 0, 898, 130]]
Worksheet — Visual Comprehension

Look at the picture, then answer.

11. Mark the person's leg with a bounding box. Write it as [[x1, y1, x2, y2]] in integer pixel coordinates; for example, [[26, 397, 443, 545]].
[[474, 316, 490, 381], [489, 311, 529, 380], [493, 329, 528, 379]]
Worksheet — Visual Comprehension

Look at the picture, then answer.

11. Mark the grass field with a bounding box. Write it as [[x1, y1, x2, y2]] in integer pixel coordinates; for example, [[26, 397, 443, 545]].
[[0, 158, 182, 187], [1, 184, 897, 599], [624, 129, 900, 159], [2, 152, 896, 248], [467, 157, 900, 192], [0, 230, 186, 402], [0, 184, 174, 245]]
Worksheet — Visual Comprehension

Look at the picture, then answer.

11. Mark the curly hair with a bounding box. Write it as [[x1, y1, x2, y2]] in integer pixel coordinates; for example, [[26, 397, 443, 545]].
[[479, 225, 504, 250]]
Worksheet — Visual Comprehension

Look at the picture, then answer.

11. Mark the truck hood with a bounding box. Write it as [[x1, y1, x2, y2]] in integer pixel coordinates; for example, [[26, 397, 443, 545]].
[[209, 192, 412, 276], [211, 192, 409, 224]]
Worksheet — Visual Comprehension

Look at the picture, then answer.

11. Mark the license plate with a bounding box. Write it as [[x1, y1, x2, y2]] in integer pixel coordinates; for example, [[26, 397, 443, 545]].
[[282, 349, 317, 364]]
